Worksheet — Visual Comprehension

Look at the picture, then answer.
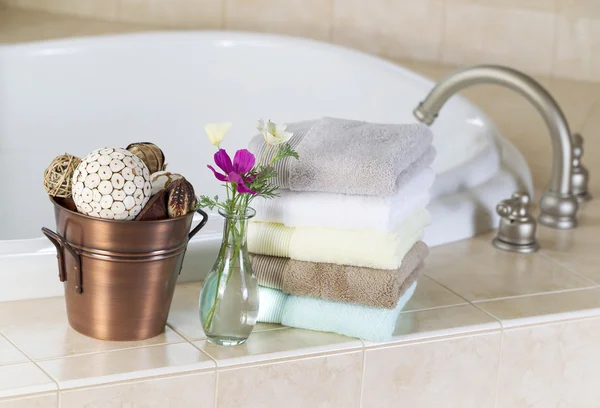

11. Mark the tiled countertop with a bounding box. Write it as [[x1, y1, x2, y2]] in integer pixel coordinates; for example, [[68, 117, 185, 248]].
[[2, 6, 600, 407]]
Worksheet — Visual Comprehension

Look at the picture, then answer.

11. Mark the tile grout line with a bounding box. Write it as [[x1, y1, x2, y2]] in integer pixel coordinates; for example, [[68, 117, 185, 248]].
[[357, 344, 367, 408], [327, 0, 335, 44], [364, 328, 503, 352], [492, 328, 504, 408], [471, 285, 600, 304], [0, 330, 62, 395], [30, 338, 188, 364], [536, 251, 599, 287], [421, 273, 473, 304], [213, 367, 219, 408], [202, 346, 365, 373], [220, 0, 227, 30], [548, 2, 559, 79], [436, 0, 447, 63], [399, 301, 469, 315]]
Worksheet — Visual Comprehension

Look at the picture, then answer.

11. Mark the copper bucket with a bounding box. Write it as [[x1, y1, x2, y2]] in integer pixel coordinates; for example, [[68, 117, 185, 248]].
[[42, 197, 208, 341]]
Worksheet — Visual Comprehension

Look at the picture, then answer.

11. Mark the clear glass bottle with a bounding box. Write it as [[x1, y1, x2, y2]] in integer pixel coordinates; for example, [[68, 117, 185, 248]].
[[199, 208, 259, 346]]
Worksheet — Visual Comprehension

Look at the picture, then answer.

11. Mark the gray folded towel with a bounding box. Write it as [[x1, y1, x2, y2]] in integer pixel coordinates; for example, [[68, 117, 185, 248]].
[[249, 117, 435, 196]]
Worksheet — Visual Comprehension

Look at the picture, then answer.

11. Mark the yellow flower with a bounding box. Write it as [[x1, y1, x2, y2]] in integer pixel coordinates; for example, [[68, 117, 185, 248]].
[[204, 122, 232, 147], [257, 119, 293, 146]]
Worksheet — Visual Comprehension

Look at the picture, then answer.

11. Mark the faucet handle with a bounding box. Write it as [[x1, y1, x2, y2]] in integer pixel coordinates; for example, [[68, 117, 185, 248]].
[[571, 133, 592, 202], [496, 192, 531, 219], [493, 192, 539, 253]]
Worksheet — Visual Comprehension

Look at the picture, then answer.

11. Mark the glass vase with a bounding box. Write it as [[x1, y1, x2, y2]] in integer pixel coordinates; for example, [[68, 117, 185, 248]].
[[199, 207, 259, 346]]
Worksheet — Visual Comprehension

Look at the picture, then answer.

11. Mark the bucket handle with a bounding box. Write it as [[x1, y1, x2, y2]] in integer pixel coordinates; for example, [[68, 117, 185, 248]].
[[41, 227, 83, 294], [188, 209, 209, 241]]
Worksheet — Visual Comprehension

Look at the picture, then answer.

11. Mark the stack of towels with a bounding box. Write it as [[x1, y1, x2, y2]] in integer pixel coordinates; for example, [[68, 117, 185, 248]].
[[247, 117, 436, 342]]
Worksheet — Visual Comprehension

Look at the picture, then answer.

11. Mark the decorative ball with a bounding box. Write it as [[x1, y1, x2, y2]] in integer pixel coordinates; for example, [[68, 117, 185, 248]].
[[72, 147, 151, 220], [150, 171, 183, 195], [126, 142, 166, 174], [43, 153, 82, 198]]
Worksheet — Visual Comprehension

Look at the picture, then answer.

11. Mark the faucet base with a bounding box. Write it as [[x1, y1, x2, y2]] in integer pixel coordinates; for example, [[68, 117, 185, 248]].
[[538, 191, 579, 229], [492, 237, 540, 254]]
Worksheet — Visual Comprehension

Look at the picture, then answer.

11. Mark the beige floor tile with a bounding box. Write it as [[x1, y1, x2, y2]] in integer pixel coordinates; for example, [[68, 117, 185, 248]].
[[217, 350, 362, 408], [37, 343, 215, 389], [0, 362, 57, 399], [477, 288, 600, 327], [224, 0, 332, 41], [366, 304, 500, 347], [362, 332, 500, 408], [497, 317, 600, 407], [0, 393, 57, 408], [403, 275, 468, 312], [60, 372, 215, 408], [168, 281, 288, 341], [195, 328, 361, 368], [425, 234, 593, 301], [0, 334, 27, 366], [0, 296, 185, 360]]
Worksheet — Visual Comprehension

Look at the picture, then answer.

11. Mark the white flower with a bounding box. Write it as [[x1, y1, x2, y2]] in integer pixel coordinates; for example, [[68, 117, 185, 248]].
[[257, 119, 293, 146], [204, 122, 232, 147]]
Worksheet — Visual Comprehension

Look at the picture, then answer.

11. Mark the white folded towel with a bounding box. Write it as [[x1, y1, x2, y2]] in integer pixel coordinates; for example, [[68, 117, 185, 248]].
[[252, 168, 435, 231]]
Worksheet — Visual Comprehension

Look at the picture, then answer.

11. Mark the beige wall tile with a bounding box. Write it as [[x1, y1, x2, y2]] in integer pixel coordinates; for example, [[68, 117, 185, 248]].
[[332, 0, 444, 61], [497, 317, 600, 407], [447, 0, 556, 11], [553, 13, 600, 82], [442, 2, 556, 75], [224, 0, 332, 41], [217, 351, 362, 407], [11, 0, 119, 20], [118, 0, 223, 28], [362, 332, 500, 407], [557, 0, 600, 16], [60, 372, 215, 408], [0, 393, 57, 408]]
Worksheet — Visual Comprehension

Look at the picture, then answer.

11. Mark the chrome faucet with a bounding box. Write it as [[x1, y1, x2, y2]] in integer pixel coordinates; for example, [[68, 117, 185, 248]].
[[413, 65, 579, 229]]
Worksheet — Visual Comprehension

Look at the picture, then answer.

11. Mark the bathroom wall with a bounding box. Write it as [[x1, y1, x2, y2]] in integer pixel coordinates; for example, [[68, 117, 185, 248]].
[[1, 0, 599, 82]]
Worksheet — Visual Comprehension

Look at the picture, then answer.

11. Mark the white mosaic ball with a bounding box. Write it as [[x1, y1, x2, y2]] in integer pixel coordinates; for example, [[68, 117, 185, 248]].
[[72, 147, 152, 220]]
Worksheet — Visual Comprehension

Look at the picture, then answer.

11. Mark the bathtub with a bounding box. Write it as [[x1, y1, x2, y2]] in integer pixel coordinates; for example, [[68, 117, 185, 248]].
[[0, 32, 532, 301]]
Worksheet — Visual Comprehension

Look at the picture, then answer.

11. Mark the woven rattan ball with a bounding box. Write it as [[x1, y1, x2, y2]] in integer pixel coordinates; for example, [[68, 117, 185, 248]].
[[43, 153, 82, 198]]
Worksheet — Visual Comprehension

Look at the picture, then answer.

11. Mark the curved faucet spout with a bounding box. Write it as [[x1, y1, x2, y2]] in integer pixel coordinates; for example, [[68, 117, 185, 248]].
[[413, 64, 578, 229]]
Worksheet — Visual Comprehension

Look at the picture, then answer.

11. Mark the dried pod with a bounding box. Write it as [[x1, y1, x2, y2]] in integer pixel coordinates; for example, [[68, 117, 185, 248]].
[[150, 171, 183, 195], [136, 189, 168, 221], [167, 178, 196, 218], [126, 142, 166, 174]]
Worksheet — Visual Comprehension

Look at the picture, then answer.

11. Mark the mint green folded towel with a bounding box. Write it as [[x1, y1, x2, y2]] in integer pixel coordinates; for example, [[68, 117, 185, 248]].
[[257, 282, 417, 342], [258, 286, 288, 323]]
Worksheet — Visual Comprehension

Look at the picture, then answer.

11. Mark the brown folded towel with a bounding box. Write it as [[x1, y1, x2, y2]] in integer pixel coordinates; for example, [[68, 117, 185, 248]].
[[251, 241, 428, 309]]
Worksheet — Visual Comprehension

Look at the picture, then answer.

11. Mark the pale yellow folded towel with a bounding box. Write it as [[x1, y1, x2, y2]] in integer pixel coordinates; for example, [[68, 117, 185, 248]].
[[248, 209, 430, 270]]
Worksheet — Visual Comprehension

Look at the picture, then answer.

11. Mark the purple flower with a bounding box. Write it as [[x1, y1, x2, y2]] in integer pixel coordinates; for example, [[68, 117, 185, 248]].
[[208, 149, 257, 194]]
